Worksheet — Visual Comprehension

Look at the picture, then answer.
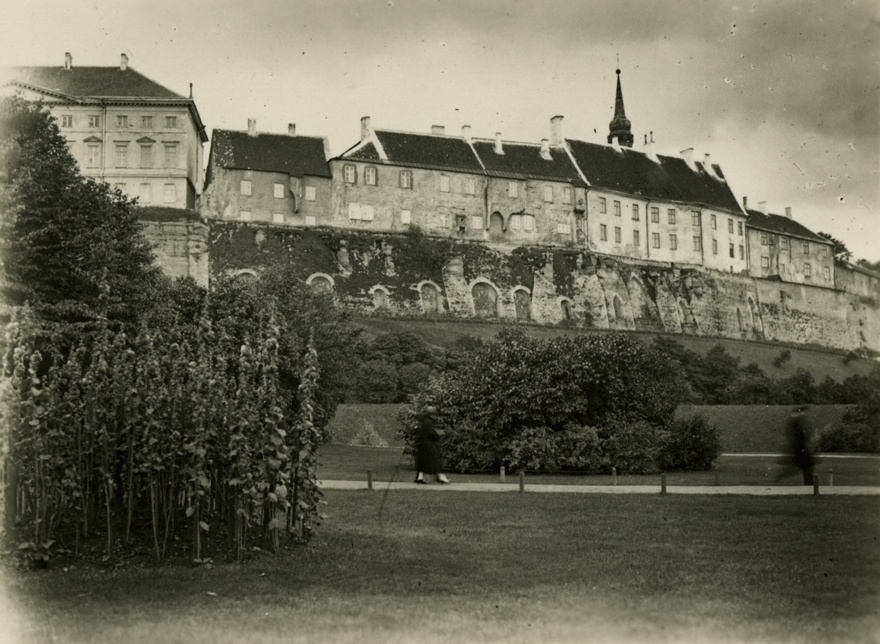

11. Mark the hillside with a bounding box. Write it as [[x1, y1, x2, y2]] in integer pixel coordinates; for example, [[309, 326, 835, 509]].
[[350, 316, 876, 383]]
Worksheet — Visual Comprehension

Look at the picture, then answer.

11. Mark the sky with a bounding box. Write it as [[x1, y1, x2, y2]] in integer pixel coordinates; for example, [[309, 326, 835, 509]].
[[3, 0, 879, 262]]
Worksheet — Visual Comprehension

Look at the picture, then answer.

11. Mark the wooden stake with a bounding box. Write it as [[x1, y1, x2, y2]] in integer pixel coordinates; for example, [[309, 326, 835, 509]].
[[660, 473, 667, 495], [612, 467, 617, 486], [367, 469, 373, 491], [828, 468, 833, 488], [518, 471, 525, 494], [813, 474, 819, 496], [500, 466, 506, 482]]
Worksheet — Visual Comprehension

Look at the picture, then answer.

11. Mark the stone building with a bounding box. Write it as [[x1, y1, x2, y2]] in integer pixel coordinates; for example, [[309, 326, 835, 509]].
[[745, 204, 834, 287], [199, 120, 332, 226], [2, 52, 207, 209]]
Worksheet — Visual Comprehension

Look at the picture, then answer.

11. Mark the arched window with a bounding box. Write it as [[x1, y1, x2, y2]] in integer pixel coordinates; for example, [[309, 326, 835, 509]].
[[489, 212, 504, 238], [513, 289, 531, 321], [612, 295, 625, 322], [419, 282, 442, 315], [472, 282, 499, 318], [560, 298, 573, 321], [307, 273, 334, 294], [372, 287, 389, 310]]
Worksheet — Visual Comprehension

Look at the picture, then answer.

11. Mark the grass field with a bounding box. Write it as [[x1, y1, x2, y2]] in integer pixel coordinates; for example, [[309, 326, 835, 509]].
[[5, 491, 879, 643]]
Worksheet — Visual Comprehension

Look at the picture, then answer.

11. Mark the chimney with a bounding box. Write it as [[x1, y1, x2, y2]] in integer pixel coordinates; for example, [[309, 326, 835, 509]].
[[644, 130, 658, 162], [189, 83, 193, 98], [360, 116, 371, 142], [680, 147, 696, 171], [742, 196, 748, 209], [247, 118, 257, 137], [288, 123, 297, 137], [64, 52, 72, 69], [540, 139, 551, 160], [462, 125, 472, 143], [494, 132, 504, 155], [550, 115, 564, 145], [785, 206, 792, 219], [758, 200, 767, 214], [120, 53, 128, 71], [431, 125, 445, 135]]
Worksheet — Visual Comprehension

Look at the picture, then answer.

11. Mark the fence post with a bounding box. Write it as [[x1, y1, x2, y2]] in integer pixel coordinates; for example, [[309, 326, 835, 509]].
[[812, 473, 819, 496], [367, 469, 373, 491], [828, 468, 833, 488], [518, 471, 525, 494], [660, 473, 667, 495], [500, 466, 506, 482], [612, 467, 617, 486]]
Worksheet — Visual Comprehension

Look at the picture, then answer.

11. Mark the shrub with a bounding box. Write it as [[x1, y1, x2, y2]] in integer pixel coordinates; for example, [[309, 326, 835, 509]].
[[398, 362, 433, 400], [773, 350, 792, 368], [504, 427, 560, 472], [600, 419, 664, 474], [355, 360, 399, 403], [658, 415, 722, 471], [349, 420, 389, 448], [818, 422, 878, 453]]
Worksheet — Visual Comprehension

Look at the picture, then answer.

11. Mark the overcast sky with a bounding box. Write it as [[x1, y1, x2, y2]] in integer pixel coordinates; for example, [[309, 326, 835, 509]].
[[3, 0, 878, 262]]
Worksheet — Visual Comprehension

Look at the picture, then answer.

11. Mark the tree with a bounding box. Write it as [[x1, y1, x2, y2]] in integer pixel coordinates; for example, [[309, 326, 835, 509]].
[[817, 232, 852, 265], [0, 96, 161, 323]]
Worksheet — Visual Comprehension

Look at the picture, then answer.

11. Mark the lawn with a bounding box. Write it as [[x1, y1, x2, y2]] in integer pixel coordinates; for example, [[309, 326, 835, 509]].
[[5, 491, 879, 643]]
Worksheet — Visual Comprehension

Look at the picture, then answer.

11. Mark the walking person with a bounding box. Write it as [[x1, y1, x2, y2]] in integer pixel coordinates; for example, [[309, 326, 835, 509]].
[[776, 405, 817, 485], [414, 405, 450, 484]]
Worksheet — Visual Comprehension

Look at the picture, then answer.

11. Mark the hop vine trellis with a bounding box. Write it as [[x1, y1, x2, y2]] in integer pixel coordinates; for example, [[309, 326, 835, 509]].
[[0, 306, 324, 563]]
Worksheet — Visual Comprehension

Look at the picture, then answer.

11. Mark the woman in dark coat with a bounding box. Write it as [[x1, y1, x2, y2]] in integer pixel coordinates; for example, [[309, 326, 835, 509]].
[[414, 406, 450, 484]]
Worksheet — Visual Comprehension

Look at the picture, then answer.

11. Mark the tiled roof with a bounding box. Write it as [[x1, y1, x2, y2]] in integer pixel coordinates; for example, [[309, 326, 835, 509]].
[[566, 139, 743, 214], [372, 130, 484, 173], [745, 209, 830, 244], [210, 129, 331, 178], [471, 139, 586, 186], [4, 66, 184, 99], [346, 142, 382, 161]]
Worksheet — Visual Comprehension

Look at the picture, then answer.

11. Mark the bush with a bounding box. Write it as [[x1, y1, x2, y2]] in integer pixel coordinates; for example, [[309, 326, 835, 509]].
[[504, 427, 561, 472], [658, 415, 722, 471], [818, 422, 878, 453], [600, 419, 664, 474], [355, 360, 399, 403], [349, 420, 389, 448]]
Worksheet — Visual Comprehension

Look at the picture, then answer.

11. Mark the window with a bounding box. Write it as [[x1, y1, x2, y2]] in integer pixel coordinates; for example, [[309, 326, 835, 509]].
[[761, 256, 770, 269], [305, 215, 316, 226], [141, 115, 153, 128], [804, 262, 812, 277], [165, 116, 177, 129], [632, 204, 640, 220], [781, 237, 789, 250], [365, 166, 377, 186], [819, 246, 827, 259], [543, 186, 553, 203], [614, 226, 621, 243], [240, 180, 252, 196], [88, 115, 100, 128], [693, 236, 702, 251], [472, 215, 484, 230], [139, 183, 152, 204], [651, 232, 661, 248], [614, 200, 621, 216], [668, 208, 676, 224], [522, 215, 535, 231], [650, 207, 660, 223], [562, 187, 572, 204], [239, 210, 252, 222], [399, 170, 413, 189], [599, 197, 607, 213], [710, 214, 717, 229], [437, 174, 450, 192], [273, 183, 285, 199], [633, 230, 640, 246], [600, 224, 607, 241], [164, 183, 176, 204], [824, 267, 830, 280], [272, 213, 285, 225], [510, 215, 522, 230], [712, 239, 718, 255], [803, 242, 809, 255], [344, 164, 357, 184], [439, 213, 450, 228], [305, 186, 316, 201], [729, 243, 735, 258], [738, 221, 743, 236], [466, 177, 476, 195], [348, 203, 374, 221], [691, 211, 700, 226], [401, 210, 411, 225], [557, 222, 571, 235], [508, 181, 519, 198], [61, 114, 73, 127], [739, 245, 745, 259], [86, 144, 101, 168], [114, 143, 128, 167], [163, 144, 177, 168], [139, 144, 153, 168], [761, 233, 768, 246], [116, 115, 129, 128], [669, 233, 678, 250], [728, 218, 734, 234]]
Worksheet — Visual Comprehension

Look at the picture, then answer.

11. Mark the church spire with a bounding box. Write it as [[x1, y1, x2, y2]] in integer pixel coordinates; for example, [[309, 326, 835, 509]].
[[608, 68, 634, 148]]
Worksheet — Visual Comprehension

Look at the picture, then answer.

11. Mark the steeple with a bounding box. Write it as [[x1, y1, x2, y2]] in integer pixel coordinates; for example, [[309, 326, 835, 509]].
[[607, 69, 634, 148]]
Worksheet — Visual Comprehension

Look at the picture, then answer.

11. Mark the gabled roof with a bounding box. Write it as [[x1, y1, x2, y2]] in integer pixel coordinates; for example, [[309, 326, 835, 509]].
[[5, 66, 184, 99], [471, 139, 586, 186], [345, 130, 483, 173], [745, 209, 831, 244], [209, 129, 331, 178], [566, 139, 743, 214]]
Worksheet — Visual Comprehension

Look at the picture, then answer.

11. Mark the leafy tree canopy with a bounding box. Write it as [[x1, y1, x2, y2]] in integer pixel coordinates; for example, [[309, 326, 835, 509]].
[[817, 231, 852, 265]]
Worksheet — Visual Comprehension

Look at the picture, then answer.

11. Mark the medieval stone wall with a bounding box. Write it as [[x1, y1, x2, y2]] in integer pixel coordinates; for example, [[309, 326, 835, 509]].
[[140, 219, 210, 287]]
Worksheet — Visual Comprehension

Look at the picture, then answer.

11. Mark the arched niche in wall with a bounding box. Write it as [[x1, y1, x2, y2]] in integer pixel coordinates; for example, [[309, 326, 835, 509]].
[[611, 294, 625, 324], [678, 299, 697, 333], [736, 307, 744, 336], [511, 287, 532, 321], [417, 281, 444, 315], [470, 279, 500, 318], [488, 212, 504, 239], [370, 285, 390, 310], [232, 268, 259, 282], [746, 295, 763, 337], [306, 272, 335, 295], [558, 297, 574, 323]]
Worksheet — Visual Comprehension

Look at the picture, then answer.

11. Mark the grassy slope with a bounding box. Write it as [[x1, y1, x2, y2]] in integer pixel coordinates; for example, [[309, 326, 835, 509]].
[[351, 316, 876, 383], [7, 492, 879, 644]]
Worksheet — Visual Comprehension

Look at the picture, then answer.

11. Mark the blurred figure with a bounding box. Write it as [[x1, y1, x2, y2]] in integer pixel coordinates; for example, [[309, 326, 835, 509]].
[[414, 405, 450, 484], [776, 405, 816, 485]]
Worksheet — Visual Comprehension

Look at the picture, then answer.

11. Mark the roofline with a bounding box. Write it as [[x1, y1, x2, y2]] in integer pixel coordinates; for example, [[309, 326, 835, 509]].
[[745, 222, 832, 244]]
